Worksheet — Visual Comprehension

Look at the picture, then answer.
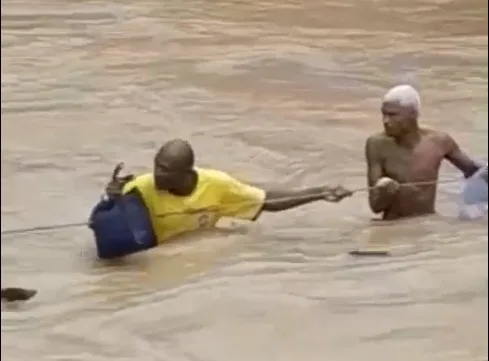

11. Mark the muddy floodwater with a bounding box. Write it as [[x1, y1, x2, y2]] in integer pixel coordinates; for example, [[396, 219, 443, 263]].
[[1, 0, 487, 360]]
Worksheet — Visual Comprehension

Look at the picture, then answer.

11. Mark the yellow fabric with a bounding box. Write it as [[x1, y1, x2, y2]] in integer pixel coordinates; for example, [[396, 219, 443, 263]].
[[123, 168, 266, 243]]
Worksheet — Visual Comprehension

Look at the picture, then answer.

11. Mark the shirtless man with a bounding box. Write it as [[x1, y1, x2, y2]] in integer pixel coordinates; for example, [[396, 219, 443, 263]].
[[365, 84, 484, 220]]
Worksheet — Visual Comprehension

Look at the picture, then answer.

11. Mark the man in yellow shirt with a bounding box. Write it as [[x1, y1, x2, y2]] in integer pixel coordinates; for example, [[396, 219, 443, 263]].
[[90, 139, 352, 259]]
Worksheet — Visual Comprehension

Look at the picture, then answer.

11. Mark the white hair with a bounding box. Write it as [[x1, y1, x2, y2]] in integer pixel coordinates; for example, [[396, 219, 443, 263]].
[[382, 84, 421, 114]]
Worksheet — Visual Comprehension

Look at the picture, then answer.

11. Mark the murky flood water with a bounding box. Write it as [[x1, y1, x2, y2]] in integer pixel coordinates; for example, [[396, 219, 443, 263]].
[[1, 0, 487, 360]]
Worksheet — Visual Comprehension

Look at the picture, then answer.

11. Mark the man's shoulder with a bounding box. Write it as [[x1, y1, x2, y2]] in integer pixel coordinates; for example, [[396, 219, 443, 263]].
[[196, 168, 253, 189], [420, 128, 454, 146], [367, 132, 391, 141], [123, 173, 153, 192], [196, 168, 236, 186], [420, 127, 442, 136], [365, 132, 393, 147], [197, 167, 230, 179], [132, 173, 154, 184]]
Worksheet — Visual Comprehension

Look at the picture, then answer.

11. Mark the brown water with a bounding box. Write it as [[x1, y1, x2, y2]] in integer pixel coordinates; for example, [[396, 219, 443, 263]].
[[1, 0, 488, 360]]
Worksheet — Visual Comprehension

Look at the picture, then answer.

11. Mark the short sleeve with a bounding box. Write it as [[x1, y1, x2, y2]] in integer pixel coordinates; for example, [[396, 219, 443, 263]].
[[212, 171, 266, 221]]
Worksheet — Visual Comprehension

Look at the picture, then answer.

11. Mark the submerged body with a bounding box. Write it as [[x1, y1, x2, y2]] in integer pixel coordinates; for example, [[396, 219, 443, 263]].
[[91, 139, 352, 258], [366, 85, 484, 220], [122, 168, 266, 243], [366, 128, 481, 220]]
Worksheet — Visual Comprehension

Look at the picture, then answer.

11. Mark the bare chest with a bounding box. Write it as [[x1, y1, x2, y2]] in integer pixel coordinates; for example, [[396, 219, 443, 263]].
[[382, 138, 445, 183]]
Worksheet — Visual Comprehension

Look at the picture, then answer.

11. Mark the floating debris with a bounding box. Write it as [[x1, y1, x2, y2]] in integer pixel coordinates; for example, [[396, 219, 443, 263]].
[[1, 288, 37, 302]]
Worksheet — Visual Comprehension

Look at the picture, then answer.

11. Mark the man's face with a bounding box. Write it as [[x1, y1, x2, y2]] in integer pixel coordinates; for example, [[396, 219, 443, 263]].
[[381, 100, 414, 138], [153, 156, 188, 191]]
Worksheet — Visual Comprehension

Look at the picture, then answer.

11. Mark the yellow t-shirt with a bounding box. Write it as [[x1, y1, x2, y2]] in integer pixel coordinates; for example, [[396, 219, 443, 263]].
[[122, 168, 266, 243]]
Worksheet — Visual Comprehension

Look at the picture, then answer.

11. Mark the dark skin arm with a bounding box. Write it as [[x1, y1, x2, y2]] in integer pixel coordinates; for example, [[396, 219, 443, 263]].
[[222, 176, 352, 220], [263, 186, 345, 212], [443, 133, 482, 179], [365, 136, 395, 214]]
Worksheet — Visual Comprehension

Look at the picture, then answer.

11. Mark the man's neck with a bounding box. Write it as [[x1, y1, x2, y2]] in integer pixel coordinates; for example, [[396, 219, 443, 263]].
[[168, 172, 198, 197], [398, 128, 421, 149]]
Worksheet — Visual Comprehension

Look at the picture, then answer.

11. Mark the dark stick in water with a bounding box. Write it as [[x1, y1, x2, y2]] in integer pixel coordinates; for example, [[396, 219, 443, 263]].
[[1, 287, 37, 302], [349, 250, 390, 257]]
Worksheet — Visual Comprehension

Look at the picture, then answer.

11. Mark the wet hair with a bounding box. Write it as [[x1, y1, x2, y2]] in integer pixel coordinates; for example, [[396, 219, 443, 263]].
[[155, 139, 195, 169], [383, 84, 421, 114]]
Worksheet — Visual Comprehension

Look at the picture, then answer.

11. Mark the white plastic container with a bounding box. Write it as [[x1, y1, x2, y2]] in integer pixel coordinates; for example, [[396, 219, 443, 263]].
[[459, 163, 488, 220]]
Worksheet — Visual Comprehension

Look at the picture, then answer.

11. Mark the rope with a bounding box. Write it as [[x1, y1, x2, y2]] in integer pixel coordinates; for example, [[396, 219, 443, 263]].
[[1, 221, 88, 236], [351, 178, 458, 193], [0, 178, 460, 236]]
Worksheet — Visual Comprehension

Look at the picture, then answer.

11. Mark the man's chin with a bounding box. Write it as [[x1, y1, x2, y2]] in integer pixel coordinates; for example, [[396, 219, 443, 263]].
[[154, 183, 169, 191], [384, 130, 401, 138]]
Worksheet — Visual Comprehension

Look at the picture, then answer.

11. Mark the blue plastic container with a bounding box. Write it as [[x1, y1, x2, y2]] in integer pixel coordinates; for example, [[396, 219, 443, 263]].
[[88, 191, 157, 259]]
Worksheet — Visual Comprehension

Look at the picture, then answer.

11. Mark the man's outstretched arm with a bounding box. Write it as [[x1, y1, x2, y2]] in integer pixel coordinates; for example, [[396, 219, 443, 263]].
[[262, 186, 350, 212], [215, 171, 352, 221]]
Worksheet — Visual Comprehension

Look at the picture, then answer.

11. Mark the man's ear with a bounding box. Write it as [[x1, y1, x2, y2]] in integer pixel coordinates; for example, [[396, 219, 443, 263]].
[[407, 107, 418, 121], [185, 168, 198, 181]]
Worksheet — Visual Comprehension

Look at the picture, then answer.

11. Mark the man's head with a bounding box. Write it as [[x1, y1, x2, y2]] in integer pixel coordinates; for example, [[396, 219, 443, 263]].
[[153, 139, 197, 194], [381, 84, 421, 138]]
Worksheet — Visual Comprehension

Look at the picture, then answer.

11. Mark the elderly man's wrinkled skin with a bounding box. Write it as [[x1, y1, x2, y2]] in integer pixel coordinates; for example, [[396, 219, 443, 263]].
[[366, 86, 482, 220]]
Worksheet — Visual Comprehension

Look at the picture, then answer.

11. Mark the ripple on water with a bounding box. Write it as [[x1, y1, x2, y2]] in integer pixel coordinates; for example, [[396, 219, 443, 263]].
[[1, 0, 488, 360]]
